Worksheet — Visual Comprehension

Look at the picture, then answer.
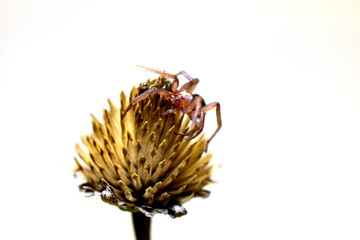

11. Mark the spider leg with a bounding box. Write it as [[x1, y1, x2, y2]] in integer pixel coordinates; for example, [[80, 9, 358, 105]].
[[175, 70, 193, 81], [136, 65, 178, 80], [136, 66, 199, 93], [176, 98, 204, 138], [187, 95, 203, 127], [179, 78, 199, 93], [121, 87, 172, 119], [166, 70, 200, 93], [171, 77, 179, 92], [174, 95, 201, 136], [162, 108, 178, 116], [184, 112, 205, 141], [200, 102, 222, 149], [175, 126, 199, 136], [136, 65, 180, 92], [169, 70, 201, 93]]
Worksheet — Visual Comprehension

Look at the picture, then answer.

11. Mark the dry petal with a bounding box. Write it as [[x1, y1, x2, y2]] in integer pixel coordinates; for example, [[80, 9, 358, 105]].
[[74, 76, 214, 218]]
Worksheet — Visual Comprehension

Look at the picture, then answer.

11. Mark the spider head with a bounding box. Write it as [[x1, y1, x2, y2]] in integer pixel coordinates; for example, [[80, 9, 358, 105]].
[[171, 92, 193, 109]]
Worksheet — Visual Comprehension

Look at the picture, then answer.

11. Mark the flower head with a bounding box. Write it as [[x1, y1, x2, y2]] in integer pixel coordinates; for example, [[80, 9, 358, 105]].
[[74, 76, 213, 218]]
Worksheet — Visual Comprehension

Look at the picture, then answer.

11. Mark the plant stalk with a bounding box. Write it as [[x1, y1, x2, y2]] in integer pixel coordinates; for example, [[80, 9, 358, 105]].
[[132, 212, 151, 240]]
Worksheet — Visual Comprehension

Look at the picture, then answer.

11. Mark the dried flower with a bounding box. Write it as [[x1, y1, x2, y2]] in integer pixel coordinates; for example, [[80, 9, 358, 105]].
[[74, 76, 213, 219]]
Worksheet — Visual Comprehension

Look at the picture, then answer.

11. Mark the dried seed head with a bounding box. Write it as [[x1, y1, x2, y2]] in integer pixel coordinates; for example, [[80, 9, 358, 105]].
[[74, 76, 213, 218]]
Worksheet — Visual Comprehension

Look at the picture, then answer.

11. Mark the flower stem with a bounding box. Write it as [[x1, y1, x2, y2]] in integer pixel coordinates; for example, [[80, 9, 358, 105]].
[[132, 212, 151, 240]]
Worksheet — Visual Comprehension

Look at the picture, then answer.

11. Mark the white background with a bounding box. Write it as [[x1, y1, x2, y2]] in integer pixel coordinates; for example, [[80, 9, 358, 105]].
[[1, 0, 360, 239]]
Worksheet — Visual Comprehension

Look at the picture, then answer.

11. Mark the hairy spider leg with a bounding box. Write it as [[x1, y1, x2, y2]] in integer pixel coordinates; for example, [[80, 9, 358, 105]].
[[200, 102, 222, 148], [121, 87, 172, 119]]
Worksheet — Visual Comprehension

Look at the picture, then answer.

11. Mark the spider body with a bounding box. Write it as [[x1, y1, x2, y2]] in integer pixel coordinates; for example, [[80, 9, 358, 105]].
[[122, 66, 222, 151], [170, 92, 192, 110]]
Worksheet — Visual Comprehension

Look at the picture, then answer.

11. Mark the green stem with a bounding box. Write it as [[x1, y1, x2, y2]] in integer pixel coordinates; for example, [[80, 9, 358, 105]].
[[132, 212, 151, 240]]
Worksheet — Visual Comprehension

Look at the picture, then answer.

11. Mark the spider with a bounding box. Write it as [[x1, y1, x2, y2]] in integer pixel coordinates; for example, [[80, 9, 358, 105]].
[[122, 66, 221, 151]]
